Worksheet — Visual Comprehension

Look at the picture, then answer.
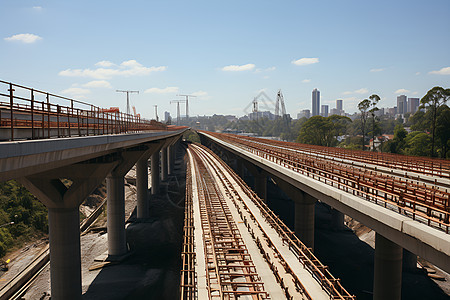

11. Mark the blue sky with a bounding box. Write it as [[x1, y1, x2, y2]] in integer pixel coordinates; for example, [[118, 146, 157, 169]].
[[1, 0, 449, 119]]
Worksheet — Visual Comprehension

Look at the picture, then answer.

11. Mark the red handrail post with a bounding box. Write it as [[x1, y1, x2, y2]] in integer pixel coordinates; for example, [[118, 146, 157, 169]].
[[31, 89, 35, 139], [46, 93, 50, 138], [8, 83, 15, 141]]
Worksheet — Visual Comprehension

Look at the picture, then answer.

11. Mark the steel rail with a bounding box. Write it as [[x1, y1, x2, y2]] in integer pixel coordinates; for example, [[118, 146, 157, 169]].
[[193, 142, 355, 300], [188, 145, 268, 299], [204, 132, 450, 234], [180, 154, 197, 300], [223, 133, 450, 180]]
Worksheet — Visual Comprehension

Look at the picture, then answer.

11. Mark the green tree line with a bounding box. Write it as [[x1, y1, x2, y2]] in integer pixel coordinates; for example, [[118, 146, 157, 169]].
[[0, 181, 48, 257]]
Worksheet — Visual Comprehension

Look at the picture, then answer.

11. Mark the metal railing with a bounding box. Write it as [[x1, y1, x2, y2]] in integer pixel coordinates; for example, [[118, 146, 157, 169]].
[[0, 80, 183, 141], [203, 131, 450, 234]]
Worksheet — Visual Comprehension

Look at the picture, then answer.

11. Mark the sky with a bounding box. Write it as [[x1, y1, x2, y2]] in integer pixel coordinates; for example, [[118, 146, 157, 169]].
[[1, 0, 449, 120]]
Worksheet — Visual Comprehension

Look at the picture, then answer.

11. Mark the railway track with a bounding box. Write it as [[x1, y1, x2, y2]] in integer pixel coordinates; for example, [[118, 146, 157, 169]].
[[0, 195, 108, 300], [202, 132, 450, 234], [182, 142, 354, 300]]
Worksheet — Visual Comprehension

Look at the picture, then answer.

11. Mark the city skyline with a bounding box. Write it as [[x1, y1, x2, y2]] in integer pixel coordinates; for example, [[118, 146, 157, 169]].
[[1, 1, 449, 119]]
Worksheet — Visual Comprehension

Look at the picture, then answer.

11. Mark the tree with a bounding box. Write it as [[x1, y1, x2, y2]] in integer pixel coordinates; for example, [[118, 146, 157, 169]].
[[297, 115, 351, 147], [358, 99, 371, 150], [403, 132, 432, 156], [420, 86, 450, 157], [369, 94, 380, 151]]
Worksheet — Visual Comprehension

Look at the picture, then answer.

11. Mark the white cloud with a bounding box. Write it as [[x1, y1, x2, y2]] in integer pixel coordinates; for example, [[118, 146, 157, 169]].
[[370, 68, 384, 72], [222, 64, 255, 72], [291, 57, 319, 66], [95, 60, 115, 68], [144, 87, 179, 94], [415, 72, 421, 75], [343, 88, 368, 95], [302, 79, 311, 83], [61, 87, 90, 96], [429, 67, 450, 75], [33, 6, 43, 11], [83, 80, 112, 88], [394, 89, 410, 94], [255, 66, 276, 73], [4, 33, 42, 44], [59, 60, 166, 79], [412, 91, 418, 95], [192, 90, 208, 97]]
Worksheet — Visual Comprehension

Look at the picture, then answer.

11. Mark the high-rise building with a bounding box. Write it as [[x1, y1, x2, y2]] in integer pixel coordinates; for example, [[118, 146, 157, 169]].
[[164, 111, 171, 122], [297, 109, 310, 119], [336, 99, 343, 112], [312, 88, 320, 116], [397, 95, 407, 115], [330, 108, 339, 115], [408, 98, 420, 114], [321, 105, 329, 117]]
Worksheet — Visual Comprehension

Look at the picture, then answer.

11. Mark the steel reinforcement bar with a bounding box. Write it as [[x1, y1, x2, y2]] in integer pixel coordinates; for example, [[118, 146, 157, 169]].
[[205, 132, 450, 233], [189, 146, 268, 299], [180, 154, 197, 300], [195, 142, 355, 300], [222, 133, 450, 180]]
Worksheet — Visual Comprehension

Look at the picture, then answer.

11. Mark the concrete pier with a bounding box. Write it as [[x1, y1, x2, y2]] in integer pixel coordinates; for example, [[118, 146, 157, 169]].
[[403, 249, 417, 272], [19, 162, 117, 300], [373, 233, 403, 300], [161, 147, 168, 181], [254, 172, 267, 202], [294, 194, 316, 251], [167, 145, 174, 175], [107, 175, 127, 256], [331, 208, 345, 231], [48, 207, 81, 299], [136, 157, 149, 218], [151, 151, 160, 195]]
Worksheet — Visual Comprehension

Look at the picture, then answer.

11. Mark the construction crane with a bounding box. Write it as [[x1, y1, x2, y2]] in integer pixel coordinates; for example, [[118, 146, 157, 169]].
[[153, 105, 158, 122], [275, 89, 287, 118], [177, 94, 196, 119], [170, 100, 186, 125], [132, 106, 140, 119], [116, 90, 139, 116]]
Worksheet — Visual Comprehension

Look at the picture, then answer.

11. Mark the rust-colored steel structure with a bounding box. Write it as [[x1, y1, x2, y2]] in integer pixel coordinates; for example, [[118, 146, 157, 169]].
[[0, 80, 184, 141], [184, 143, 355, 300], [203, 132, 450, 234], [189, 145, 268, 299], [180, 156, 197, 299]]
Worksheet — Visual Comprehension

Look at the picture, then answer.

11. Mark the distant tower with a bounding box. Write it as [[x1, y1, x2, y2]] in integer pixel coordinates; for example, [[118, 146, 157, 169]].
[[408, 98, 419, 114], [321, 105, 329, 117], [336, 99, 343, 112], [312, 88, 320, 116], [397, 95, 407, 115]]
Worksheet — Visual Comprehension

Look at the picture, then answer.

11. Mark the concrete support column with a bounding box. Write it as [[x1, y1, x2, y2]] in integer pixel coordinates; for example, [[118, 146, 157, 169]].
[[167, 146, 174, 176], [254, 173, 267, 202], [331, 208, 345, 231], [151, 151, 160, 195], [48, 207, 81, 300], [136, 157, 149, 219], [161, 147, 168, 181], [403, 249, 417, 272], [236, 159, 244, 178], [294, 195, 316, 251], [107, 175, 127, 256], [373, 233, 403, 300]]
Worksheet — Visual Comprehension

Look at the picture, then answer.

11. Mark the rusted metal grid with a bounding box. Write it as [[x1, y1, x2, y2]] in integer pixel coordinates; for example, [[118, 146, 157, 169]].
[[196, 143, 355, 300], [210, 132, 450, 234], [0, 80, 184, 141], [190, 147, 268, 299], [223, 133, 450, 180], [180, 156, 197, 300]]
